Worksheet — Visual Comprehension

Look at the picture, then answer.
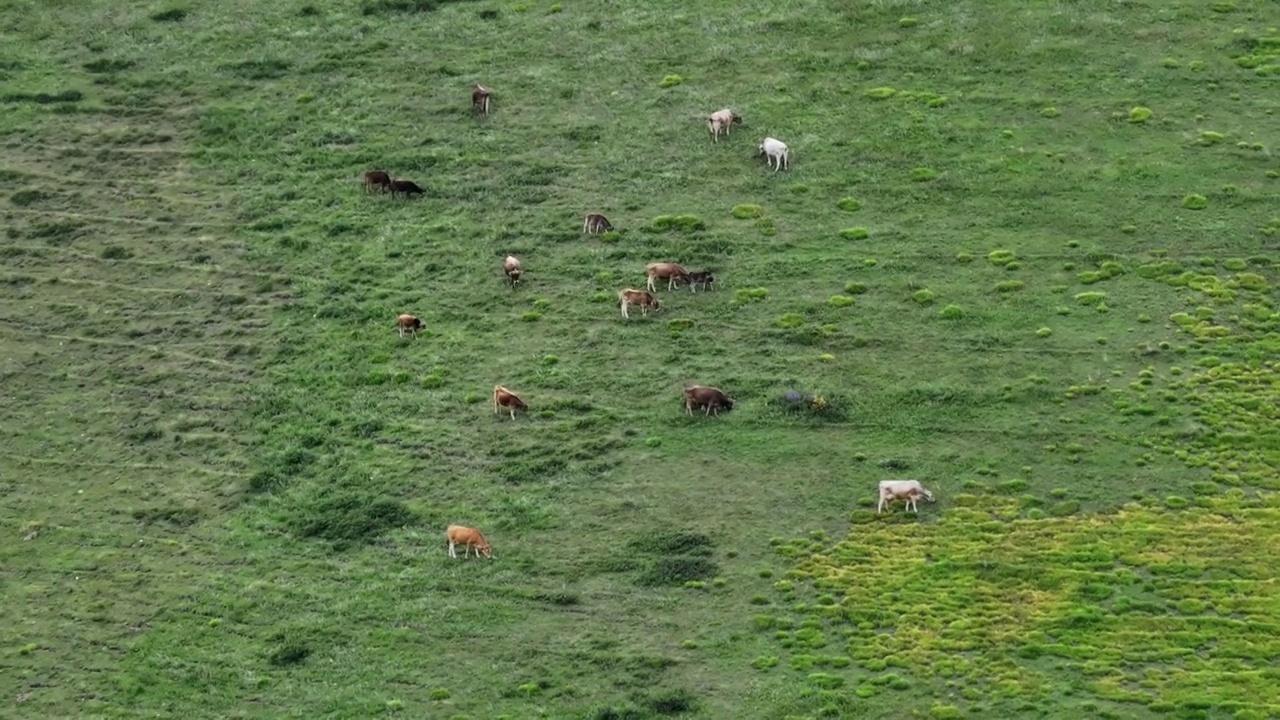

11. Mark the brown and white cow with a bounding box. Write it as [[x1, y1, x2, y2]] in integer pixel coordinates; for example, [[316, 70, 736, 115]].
[[364, 169, 392, 193], [446, 524, 493, 559], [472, 84, 492, 115], [396, 313, 424, 338], [707, 108, 743, 143], [877, 480, 936, 514], [583, 213, 613, 234], [684, 385, 734, 416], [503, 255, 523, 287], [618, 288, 661, 319], [492, 384, 528, 420], [645, 262, 690, 292]]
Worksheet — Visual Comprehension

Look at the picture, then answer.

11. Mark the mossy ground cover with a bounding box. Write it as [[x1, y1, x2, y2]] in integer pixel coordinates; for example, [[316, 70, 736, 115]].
[[2, 0, 1277, 718]]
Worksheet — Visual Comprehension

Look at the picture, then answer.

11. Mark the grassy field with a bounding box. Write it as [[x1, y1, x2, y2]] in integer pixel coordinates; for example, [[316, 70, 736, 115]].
[[2, 0, 1278, 717]]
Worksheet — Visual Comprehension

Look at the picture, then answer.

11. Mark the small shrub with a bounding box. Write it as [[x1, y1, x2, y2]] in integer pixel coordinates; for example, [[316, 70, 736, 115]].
[[996, 280, 1025, 292], [598, 230, 620, 244], [899, 16, 918, 27], [649, 214, 705, 233], [913, 289, 935, 304], [1041, 106, 1060, 118], [1128, 106, 1153, 123], [100, 246, 133, 260], [1075, 291, 1107, 307], [863, 258, 877, 266], [1036, 327, 1052, 338], [268, 643, 311, 667], [1182, 194, 1208, 210], [732, 204, 763, 219], [845, 282, 868, 294], [430, 689, 452, 701], [837, 198, 863, 212], [866, 87, 896, 99], [658, 74, 683, 88], [776, 313, 805, 329], [520, 311, 542, 322], [910, 167, 938, 182], [939, 304, 964, 319], [818, 353, 835, 362], [1165, 495, 1189, 509], [988, 249, 1016, 266], [840, 227, 869, 240], [1197, 131, 1226, 146], [733, 287, 769, 304], [956, 252, 973, 263], [829, 295, 854, 307], [150, 7, 188, 22], [646, 689, 696, 715]]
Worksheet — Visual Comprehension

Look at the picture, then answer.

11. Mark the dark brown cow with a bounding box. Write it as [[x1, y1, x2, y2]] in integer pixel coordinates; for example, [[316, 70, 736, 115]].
[[618, 288, 661, 319], [583, 213, 613, 234], [687, 270, 716, 292], [503, 255, 523, 287], [645, 262, 690, 292], [684, 385, 734, 416], [364, 169, 392, 193], [492, 384, 527, 420], [472, 84, 492, 115], [389, 179, 424, 197], [396, 313, 424, 338]]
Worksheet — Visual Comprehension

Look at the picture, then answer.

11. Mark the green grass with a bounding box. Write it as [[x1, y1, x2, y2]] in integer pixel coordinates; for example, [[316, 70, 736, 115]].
[[2, 0, 1278, 718]]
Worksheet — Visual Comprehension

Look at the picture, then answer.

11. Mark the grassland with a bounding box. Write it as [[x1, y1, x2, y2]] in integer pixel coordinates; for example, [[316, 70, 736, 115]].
[[2, 0, 1278, 717]]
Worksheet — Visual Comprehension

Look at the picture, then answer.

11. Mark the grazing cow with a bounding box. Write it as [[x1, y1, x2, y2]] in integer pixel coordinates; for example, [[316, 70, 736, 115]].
[[363, 169, 392, 194], [645, 262, 690, 292], [687, 270, 716, 292], [583, 213, 613, 235], [758, 137, 790, 171], [618, 288, 661, 319], [492, 384, 528, 420], [684, 385, 734, 417], [389, 179, 424, 197], [503, 255, 523, 287], [707, 108, 743, 143], [472, 83, 492, 115], [877, 479, 936, 514], [446, 524, 493, 559], [396, 313, 424, 338]]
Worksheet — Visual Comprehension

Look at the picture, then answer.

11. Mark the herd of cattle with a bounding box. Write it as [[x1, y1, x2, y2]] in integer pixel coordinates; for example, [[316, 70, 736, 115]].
[[367, 84, 937, 559]]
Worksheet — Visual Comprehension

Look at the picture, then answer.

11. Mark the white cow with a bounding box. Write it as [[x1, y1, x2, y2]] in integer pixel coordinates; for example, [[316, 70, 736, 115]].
[[877, 479, 936, 514], [758, 137, 790, 171]]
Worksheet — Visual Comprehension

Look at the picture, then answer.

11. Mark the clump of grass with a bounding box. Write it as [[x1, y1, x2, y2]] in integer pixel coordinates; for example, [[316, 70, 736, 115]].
[[1040, 107, 1060, 118], [836, 198, 863, 212], [540, 354, 558, 366], [776, 313, 805, 329], [818, 353, 835, 362], [658, 74, 683, 88], [1182, 194, 1208, 210], [996, 280, 1025, 292], [913, 289, 936, 304], [1036, 327, 1052, 337], [1075, 291, 1107, 307], [910, 167, 938, 182], [1128, 106, 1153, 123], [863, 258, 878, 267], [286, 492, 417, 545], [899, 16, 918, 27], [1197, 131, 1226, 146], [756, 217, 775, 236], [733, 287, 769, 304], [829, 295, 854, 307], [955, 252, 973, 263], [988, 249, 1016, 266], [598, 230, 620, 244], [520, 311, 542, 322], [649, 214, 705, 233], [100, 246, 133, 260], [866, 87, 896, 99], [150, 7, 188, 22], [267, 643, 311, 667], [430, 689, 452, 701], [732, 204, 763, 219], [840, 227, 869, 240], [939, 304, 964, 319]]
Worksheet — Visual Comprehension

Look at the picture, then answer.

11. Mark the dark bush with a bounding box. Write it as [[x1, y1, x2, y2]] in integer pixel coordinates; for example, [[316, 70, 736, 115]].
[[83, 58, 135, 74], [1, 90, 83, 104], [267, 643, 310, 666], [360, 0, 478, 15], [629, 531, 714, 556], [637, 556, 718, 586], [150, 8, 187, 22], [287, 492, 416, 544], [647, 689, 698, 715]]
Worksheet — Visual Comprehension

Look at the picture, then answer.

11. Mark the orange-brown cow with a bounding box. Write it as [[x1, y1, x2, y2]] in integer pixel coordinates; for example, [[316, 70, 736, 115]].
[[618, 288, 661, 319], [503, 255, 523, 287], [472, 83, 492, 115], [364, 169, 392, 193], [446, 524, 493, 559], [645, 262, 690, 292], [684, 385, 734, 416], [583, 213, 613, 234], [492, 384, 528, 420], [396, 313, 424, 338]]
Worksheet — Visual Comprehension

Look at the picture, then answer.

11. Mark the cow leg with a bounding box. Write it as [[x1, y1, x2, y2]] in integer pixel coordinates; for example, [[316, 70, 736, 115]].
[[621, 302, 628, 319], [876, 498, 884, 514], [448, 541, 456, 558], [510, 408, 516, 420]]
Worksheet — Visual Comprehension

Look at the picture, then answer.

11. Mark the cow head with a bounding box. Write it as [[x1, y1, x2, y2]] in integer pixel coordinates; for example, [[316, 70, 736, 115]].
[[731, 112, 743, 125], [920, 488, 935, 503]]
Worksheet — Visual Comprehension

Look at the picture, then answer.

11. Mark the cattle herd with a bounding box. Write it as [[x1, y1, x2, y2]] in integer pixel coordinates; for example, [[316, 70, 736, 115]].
[[365, 84, 937, 559]]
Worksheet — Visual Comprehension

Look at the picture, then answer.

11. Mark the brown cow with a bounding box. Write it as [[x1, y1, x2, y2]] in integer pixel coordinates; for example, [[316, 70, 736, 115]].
[[687, 270, 716, 292], [446, 524, 493, 559], [389, 179, 424, 197], [472, 84, 492, 115], [396, 313, 424, 338], [364, 169, 392, 193], [646, 262, 690, 292], [503, 255, 523, 287], [707, 108, 743, 143], [618, 288, 661, 319], [492, 384, 528, 420], [684, 385, 734, 416], [583, 213, 613, 234]]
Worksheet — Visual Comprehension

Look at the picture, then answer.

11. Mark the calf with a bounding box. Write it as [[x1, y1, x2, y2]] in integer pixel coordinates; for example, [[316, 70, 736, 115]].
[[707, 108, 743, 143], [687, 270, 716, 292], [684, 385, 734, 416], [492, 384, 528, 420], [364, 169, 392, 193], [446, 524, 493, 559], [390, 179, 424, 197], [645, 262, 690, 292], [396, 313, 424, 338], [758, 137, 790, 171], [503, 255, 523, 287], [472, 83, 492, 115], [877, 479, 936, 514], [618, 288, 661, 319], [583, 213, 613, 235]]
